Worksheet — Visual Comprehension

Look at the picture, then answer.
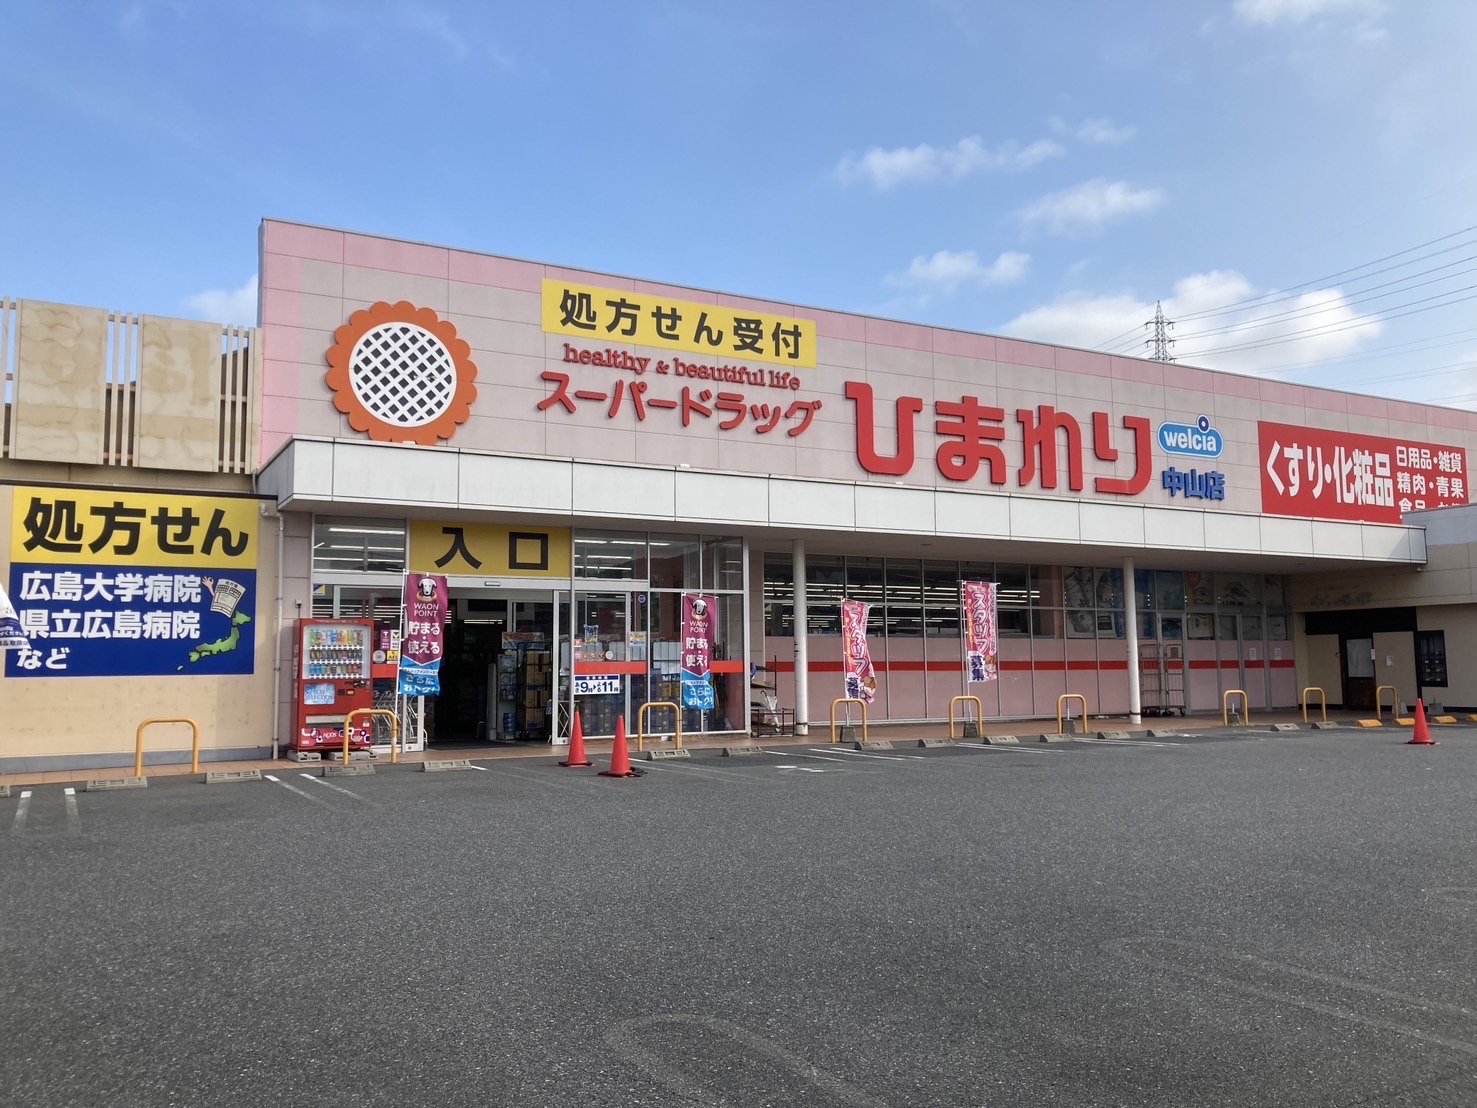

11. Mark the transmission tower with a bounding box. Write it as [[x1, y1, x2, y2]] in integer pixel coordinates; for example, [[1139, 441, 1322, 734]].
[[1145, 301, 1176, 362]]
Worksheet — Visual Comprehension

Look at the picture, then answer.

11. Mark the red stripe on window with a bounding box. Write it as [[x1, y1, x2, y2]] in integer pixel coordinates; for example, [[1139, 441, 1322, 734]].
[[573, 662, 648, 675]]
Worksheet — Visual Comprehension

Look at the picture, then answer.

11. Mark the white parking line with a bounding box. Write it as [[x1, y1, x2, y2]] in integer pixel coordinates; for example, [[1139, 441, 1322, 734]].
[[10, 790, 31, 835], [953, 743, 1057, 754], [1078, 737, 1179, 748], [63, 787, 81, 836], [809, 747, 923, 762], [468, 764, 490, 771], [301, 773, 366, 800], [263, 773, 333, 807]]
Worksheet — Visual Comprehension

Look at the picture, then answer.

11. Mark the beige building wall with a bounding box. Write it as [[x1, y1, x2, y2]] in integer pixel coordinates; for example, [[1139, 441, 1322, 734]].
[[1301, 633, 1342, 709], [0, 479, 279, 771], [1371, 631, 1417, 711], [1419, 604, 1477, 708]]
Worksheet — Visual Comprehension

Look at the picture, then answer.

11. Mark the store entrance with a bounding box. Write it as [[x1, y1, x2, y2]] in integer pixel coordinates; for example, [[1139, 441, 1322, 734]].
[[433, 591, 556, 746]]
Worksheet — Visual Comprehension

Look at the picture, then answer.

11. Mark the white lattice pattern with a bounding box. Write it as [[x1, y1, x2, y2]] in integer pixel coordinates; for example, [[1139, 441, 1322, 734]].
[[349, 322, 457, 427]]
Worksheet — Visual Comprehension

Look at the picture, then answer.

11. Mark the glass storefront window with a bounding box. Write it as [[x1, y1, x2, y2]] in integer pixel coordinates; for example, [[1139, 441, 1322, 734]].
[[885, 561, 922, 638], [575, 532, 647, 580], [649, 535, 701, 590], [922, 560, 960, 637], [703, 537, 744, 592], [312, 516, 406, 573], [1155, 571, 1186, 610], [806, 555, 844, 634], [997, 564, 1029, 608], [1215, 572, 1263, 607], [1029, 565, 1063, 608], [846, 557, 885, 632], [1263, 575, 1286, 608], [1030, 609, 1062, 638], [1134, 570, 1153, 610], [1096, 569, 1125, 610], [763, 553, 793, 636]]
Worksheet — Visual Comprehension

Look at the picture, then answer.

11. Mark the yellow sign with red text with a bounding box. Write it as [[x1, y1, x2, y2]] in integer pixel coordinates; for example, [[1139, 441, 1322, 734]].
[[541, 279, 816, 369]]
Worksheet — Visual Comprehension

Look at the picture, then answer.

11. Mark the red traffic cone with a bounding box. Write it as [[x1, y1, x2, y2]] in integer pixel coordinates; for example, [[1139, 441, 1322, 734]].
[[599, 716, 642, 778], [559, 710, 594, 767], [1407, 698, 1436, 745]]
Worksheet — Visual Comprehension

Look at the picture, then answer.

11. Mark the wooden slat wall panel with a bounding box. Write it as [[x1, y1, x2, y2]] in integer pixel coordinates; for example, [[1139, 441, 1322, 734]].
[[136, 315, 222, 472], [11, 300, 107, 463]]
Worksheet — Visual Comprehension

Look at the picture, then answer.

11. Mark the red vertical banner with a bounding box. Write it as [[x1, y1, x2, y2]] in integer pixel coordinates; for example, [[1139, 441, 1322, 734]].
[[963, 580, 998, 683], [841, 598, 876, 704], [399, 572, 448, 696]]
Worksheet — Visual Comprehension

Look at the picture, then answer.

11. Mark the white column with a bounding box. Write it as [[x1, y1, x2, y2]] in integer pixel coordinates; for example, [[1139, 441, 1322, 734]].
[[1124, 556, 1142, 725], [792, 538, 809, 736]]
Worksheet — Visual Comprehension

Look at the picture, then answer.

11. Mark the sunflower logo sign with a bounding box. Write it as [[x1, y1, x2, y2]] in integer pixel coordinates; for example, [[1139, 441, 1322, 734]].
[[326, 301, 478, 446], [5, 486, 258, 678]]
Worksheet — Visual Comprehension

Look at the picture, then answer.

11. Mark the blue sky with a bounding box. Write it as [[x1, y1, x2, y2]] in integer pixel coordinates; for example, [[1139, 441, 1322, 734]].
[[4, 0, 1476, 407]]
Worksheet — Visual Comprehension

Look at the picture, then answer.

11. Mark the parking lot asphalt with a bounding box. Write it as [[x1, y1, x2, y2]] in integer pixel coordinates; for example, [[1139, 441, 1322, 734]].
[[3, 724, 1475, 1107]]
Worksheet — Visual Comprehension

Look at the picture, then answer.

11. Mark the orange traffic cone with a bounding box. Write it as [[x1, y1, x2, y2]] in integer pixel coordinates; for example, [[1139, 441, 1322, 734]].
[[1407, 698, 1436, 745], [598, 716, 642, 778], [558, 710, 594, 767]]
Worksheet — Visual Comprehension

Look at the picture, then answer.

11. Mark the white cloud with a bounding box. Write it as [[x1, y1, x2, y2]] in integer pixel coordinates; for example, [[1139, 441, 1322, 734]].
[[889, 250, 1030, 295], [1232, 0, 1383, 26], [1048, 116, 1137, 145], [186, 276, 258, 326], [999, 269, 1383, 375], [835, 136, 1063, 189], [1018, 178, 1166, 235]]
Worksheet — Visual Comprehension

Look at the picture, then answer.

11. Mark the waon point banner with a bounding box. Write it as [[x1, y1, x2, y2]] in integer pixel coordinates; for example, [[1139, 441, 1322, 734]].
[[841, 599, 877, 704], [963, 581, 999, 683], [399, 572, 448, 696], [680, 594, 716, 710]]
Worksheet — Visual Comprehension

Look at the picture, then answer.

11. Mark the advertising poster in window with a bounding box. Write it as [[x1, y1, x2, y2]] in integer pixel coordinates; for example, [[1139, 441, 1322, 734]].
[[1, 582, 27, 650], [841, 598, 877, 704], [399, 572, 448, 696], [962, 581, 998, 682], [680, 593, 715, 710], [6, 486, 258, 678]]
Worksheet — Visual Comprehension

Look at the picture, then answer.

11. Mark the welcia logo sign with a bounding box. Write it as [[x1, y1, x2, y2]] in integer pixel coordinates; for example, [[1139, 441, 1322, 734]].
[[1157, 415, 1224, 458]]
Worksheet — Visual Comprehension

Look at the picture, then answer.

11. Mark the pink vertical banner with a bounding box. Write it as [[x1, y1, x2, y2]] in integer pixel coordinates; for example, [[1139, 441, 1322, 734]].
[[963, 580, 998, 683], [841, 598, 876, 704], [680, 593, 716, 710]]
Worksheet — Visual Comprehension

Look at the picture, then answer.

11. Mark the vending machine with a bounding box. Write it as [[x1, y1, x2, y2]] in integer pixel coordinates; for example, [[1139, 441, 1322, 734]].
[[292, 618, 375, 756]]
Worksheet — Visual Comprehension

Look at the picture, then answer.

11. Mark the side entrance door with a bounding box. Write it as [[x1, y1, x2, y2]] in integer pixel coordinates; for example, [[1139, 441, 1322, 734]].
[[1343, 636, 1375, 711]]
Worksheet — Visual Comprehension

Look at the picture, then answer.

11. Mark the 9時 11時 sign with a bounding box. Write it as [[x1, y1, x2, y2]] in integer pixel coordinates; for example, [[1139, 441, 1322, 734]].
[[6, 486, 258, 677], [1258, 422, 1468, 524]]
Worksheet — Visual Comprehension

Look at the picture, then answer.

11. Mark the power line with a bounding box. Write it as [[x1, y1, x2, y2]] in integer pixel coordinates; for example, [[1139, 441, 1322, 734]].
[[1176, 286, 1477, 360], [1168, 223, 1477, 323]]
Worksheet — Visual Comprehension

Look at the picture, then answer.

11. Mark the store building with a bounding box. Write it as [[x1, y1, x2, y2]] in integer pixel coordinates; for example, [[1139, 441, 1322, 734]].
[[5, 219, 1477, 771]]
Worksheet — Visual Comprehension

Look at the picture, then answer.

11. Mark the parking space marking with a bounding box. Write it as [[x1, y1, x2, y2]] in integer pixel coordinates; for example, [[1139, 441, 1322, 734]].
[[63, 787, 81, 836], [953, 743, 1057, 754], [10, 790, 31, 835], [263, 773, 333, 807], [468, 763, 490, 770], [1108, 937, 1477, 1060], [1078, 737, 1180, 748], [809, 747, 923, 762], [607, 1014, 889, 1108], [301, 773, 366, 801], [636, 759, 761, 781]]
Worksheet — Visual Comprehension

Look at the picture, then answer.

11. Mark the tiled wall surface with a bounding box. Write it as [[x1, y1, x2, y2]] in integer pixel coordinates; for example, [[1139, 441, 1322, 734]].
[[259, 220, 1477, 516]]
